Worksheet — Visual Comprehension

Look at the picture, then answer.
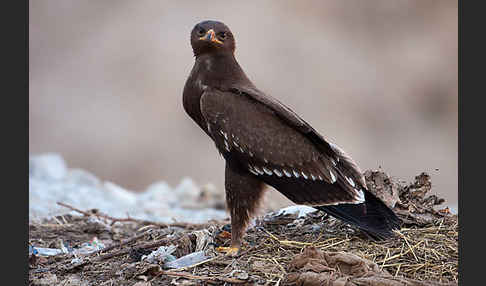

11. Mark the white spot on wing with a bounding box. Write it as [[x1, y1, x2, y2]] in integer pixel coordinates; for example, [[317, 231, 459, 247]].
[[329, 170, 337, 183], [274, 169, 283, 177], [248, 165, 258, 175], [262, 167, 273, 175], [253, 166, 264, 175], [283, 169, 292, 177], [224, 140, 230, 151], [355, 189, 365, 203], [292, 170, 300, 178], [346, 176, 356, 187], [310, 174, 317, 181], [301, 171, 308, 179]]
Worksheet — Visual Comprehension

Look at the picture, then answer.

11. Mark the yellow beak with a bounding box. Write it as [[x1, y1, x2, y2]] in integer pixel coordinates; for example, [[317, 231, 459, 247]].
[[199, 29, 223, 45]]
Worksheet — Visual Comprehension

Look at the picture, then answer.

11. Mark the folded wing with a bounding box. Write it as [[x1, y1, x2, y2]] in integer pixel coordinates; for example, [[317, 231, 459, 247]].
[[200, 87, 366, 206]]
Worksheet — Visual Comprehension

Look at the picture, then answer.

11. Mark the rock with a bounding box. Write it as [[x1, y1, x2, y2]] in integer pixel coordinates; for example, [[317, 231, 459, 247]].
[[364, 169, 401, 209]]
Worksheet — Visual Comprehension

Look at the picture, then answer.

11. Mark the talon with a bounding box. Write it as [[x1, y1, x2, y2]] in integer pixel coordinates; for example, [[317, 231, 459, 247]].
[[216, 246, 240, 257]]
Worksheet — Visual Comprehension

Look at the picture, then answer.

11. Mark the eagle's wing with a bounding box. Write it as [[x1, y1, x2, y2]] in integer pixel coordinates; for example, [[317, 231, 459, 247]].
[[230, 86, 367, 187], [200, 87, 365, 206]]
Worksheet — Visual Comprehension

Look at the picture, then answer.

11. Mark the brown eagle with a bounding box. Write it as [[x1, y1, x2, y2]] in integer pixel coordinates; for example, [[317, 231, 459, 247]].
[[183, 20, 401, 256]]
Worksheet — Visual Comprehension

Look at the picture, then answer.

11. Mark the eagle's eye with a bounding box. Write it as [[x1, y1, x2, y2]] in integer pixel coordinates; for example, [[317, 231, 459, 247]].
[[196, 28, 205, 36], [218, 32, 227, 40]]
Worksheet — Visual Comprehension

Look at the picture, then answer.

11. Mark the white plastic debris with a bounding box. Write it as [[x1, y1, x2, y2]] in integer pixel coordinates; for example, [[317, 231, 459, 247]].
[[29, 237, 105, 257], [70, 257, 83, 264], [30, 247, 64, 257], [141, 245, 177, 264], [72, 237, 105, 255], [275, 205, 318, 218], [164, 251, 210, 269]]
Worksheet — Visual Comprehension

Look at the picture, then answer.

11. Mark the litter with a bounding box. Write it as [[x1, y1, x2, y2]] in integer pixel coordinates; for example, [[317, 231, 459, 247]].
[[141, 245, 177, 264], [72, 237, 105, 255], [29, 237, 105, 257], [164, 250, 210, 269], [30, 246, 63, 257]]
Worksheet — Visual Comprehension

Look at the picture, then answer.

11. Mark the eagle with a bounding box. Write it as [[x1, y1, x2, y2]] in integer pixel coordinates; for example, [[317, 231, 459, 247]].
[[183, 20, 401, 256]]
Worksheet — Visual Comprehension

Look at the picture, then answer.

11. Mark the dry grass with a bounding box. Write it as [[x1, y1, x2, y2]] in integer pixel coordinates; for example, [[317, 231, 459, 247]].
[[29, 171, 458, 285]]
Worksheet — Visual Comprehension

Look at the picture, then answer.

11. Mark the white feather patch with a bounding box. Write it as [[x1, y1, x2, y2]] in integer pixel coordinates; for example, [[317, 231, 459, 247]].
[[292, 170, 300, 178], [263, 167, 273, 175], [248, 165, 258, 175], [354, 189, 365, 203], [283, 169, 292, 177], [346, 176, 355, 187], [253, 166, 264, 175], [329, 170, 337, 183]]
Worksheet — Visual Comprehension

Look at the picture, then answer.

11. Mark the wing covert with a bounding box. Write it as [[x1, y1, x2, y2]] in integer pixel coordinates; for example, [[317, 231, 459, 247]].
[[200, 88, 365, 205]]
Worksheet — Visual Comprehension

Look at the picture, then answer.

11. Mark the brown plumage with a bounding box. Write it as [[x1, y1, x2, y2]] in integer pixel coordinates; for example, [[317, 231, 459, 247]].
[[183, 20, 401, 255]]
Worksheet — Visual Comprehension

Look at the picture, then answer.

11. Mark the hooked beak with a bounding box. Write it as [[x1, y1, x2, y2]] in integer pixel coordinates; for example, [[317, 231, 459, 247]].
[[199, 29, 223, 45]]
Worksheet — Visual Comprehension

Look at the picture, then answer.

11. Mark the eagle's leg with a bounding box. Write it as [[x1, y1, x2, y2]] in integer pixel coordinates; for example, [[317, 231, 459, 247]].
[[218, 163, 265, 256]]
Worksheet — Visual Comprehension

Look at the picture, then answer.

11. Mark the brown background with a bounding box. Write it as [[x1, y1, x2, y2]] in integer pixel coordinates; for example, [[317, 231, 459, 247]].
[[29, 1, 457, 211]]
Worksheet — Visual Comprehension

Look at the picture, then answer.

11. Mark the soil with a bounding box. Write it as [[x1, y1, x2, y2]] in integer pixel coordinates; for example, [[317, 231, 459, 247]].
[[29, 170, 458, 285]]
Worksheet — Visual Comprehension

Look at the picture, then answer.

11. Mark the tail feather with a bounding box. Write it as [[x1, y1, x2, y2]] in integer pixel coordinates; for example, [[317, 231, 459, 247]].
[[316, 189, 401, 240]]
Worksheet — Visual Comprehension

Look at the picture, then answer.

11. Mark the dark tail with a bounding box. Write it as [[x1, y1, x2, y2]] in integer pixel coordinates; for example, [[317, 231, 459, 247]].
[[316, 189, 402, 240]]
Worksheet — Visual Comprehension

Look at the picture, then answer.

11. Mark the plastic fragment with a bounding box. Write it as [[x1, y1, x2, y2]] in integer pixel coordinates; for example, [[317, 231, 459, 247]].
[[164, 251, 210, 269], [29, 237, 105, 257], [30, 247, 63, 257], [141, 245, 177, 264], [72, 237, 105, 255]]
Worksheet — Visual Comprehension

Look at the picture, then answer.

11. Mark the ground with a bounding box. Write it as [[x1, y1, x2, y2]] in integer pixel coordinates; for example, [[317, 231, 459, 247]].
[[29, 171, 458, 286]]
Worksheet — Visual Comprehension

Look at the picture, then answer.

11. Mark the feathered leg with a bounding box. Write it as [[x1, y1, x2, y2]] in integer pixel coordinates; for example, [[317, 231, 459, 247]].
[[219, 163, 265, 256]]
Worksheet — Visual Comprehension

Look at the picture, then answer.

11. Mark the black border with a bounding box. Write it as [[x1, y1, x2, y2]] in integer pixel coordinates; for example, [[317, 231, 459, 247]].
[[459, 0, 480, 284], [22, 1, 463, 284], [7, 0, 28, 284]]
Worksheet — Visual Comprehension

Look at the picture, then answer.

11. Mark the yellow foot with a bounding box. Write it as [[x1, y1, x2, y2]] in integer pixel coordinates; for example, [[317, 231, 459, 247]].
[[216, 246, 240, 257]]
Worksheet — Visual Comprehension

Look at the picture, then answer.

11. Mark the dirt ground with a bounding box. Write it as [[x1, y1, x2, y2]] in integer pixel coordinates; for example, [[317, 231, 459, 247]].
[[29, 171, 458, 285]]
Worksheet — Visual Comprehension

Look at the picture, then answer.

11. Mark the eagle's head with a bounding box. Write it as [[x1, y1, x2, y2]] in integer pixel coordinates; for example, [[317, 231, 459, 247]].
[[190, 20, 235, 56]]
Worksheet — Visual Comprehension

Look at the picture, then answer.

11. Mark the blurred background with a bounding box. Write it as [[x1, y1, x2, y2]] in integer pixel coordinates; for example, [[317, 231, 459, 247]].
[[29, 1, 457, 212]]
